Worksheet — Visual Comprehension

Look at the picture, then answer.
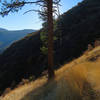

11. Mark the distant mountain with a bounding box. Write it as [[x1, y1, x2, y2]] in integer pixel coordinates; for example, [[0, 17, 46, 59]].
[[0, 28, 8, 31], [0, 28, 35, 53]]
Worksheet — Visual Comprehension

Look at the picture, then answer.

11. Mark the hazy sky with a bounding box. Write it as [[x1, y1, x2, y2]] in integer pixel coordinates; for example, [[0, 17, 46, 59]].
[[0, 0, 82, 30]]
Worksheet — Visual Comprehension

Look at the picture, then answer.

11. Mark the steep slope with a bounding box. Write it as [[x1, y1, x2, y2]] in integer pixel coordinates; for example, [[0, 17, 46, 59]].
[[1, 46, 100, 100], [0, 31, 42, 94], [56, 0, 100, 61], [0, 0, 100, 94], [0, 28, 35, 53]]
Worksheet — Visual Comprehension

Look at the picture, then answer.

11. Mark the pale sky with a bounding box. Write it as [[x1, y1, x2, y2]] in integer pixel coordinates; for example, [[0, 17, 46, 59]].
[[0, 0, 82, 30]]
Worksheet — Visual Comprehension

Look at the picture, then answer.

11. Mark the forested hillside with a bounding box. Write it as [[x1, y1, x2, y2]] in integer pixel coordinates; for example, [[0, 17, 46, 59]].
[[0, 0, 100, 94]]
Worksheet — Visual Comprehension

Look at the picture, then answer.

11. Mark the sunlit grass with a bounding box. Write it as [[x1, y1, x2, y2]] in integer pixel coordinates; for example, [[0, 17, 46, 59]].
[[2, 46, 100, 100]]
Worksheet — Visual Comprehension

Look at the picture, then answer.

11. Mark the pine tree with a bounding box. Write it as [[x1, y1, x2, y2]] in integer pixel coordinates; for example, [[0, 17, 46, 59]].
[[0, 0, 60, 79]]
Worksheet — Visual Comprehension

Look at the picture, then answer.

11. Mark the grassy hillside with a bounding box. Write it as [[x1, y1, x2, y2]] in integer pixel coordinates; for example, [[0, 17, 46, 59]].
[[0, 0, 100, 95], [1, 46, 100, 100]]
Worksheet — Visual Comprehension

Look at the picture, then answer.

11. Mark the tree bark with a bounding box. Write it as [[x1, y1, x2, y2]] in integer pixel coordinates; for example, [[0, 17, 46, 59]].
[[47, 0, 55, 79]]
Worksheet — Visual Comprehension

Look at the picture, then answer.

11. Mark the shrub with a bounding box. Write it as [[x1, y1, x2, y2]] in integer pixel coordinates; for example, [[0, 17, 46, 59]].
[[22, 79, 29, 84], [88, 44, 93, 51], [29, 76, 35, 82], [2, 88, 11, 97]]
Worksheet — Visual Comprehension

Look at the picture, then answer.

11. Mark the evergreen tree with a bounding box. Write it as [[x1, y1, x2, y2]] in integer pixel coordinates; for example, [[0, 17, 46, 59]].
[[0, 0, 60, 79]]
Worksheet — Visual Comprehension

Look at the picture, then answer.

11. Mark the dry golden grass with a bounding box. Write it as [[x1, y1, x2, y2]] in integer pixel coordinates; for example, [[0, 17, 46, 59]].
[[1, 46, 100, 100], [1, 77, 47, 100]]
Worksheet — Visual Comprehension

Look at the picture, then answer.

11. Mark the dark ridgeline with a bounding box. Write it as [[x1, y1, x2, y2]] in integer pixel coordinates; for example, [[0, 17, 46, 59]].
[[0, 0, 100, 94]]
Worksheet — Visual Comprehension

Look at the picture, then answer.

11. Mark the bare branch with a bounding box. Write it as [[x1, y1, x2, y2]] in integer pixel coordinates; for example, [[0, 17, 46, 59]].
[[23, 9, 41, 15]]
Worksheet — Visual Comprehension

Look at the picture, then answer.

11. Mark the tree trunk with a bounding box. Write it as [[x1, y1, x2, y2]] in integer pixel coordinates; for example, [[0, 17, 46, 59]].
[[47, 0, 55, 79]]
